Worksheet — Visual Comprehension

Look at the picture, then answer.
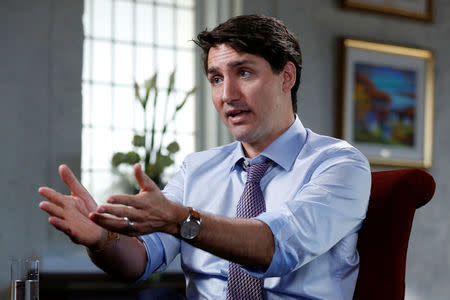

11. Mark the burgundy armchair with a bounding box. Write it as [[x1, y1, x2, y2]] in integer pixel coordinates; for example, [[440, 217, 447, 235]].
[[353, 168, 436, 300]]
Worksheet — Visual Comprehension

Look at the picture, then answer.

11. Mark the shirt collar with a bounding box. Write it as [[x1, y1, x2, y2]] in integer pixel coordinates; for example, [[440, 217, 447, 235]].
[[229, 142, 247, 173], [229, 115, 307, 172]]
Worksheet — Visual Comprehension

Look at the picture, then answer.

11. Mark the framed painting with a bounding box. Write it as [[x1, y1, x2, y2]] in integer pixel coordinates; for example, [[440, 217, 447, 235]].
[[340, 0, 433, 22], [338, 39, 434, 168]]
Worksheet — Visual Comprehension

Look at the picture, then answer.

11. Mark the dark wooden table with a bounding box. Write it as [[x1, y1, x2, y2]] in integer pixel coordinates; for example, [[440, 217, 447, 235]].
[[40, 272, 186, 300]]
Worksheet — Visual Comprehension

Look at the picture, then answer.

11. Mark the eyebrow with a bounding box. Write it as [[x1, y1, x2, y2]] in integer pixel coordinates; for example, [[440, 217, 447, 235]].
[[207, 59, 256, 74]]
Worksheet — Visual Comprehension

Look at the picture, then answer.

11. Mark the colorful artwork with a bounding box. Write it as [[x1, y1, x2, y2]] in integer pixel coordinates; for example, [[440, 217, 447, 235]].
[[353, 63, 416, 147], [339, 39, 434, 168]]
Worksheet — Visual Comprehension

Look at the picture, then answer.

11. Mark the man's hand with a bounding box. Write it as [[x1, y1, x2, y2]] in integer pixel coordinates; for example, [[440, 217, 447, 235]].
[[89, 163, 188, 237], [38, 165, 107, 249]]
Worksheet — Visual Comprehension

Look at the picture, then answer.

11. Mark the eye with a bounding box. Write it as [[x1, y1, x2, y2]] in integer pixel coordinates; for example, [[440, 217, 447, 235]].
[[211, 77, 223, 85], [240, 70, 251, 78]]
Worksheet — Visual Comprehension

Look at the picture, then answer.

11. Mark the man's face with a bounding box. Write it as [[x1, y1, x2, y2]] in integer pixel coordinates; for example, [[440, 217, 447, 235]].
[[207, 44, 295, 156]]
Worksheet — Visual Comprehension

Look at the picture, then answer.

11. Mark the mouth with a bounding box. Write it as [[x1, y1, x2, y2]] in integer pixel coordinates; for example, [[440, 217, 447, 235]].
[[226, 109, 251, 118], [225, 109, 251, 124]]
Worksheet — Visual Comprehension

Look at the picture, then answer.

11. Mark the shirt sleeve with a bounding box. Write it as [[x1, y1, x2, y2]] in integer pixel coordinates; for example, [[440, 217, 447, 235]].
[[134, 161, 187, 282], [246, 148, 371, 278]]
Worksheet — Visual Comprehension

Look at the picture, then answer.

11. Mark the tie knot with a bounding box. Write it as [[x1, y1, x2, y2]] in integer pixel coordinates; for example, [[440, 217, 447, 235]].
[[243, 160, 272, 183]]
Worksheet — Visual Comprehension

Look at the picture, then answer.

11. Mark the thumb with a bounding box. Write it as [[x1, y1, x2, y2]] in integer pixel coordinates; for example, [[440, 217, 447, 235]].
[[134, 163, 159, 191]]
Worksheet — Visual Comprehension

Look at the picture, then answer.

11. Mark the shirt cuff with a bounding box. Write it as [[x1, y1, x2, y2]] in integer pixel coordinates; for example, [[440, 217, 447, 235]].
[[134, 234, 165, 283], [241, 211, 295, 278]]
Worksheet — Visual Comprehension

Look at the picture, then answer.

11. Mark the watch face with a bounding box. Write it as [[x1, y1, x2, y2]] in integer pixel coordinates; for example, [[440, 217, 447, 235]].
[[180, 221, 201, 240]]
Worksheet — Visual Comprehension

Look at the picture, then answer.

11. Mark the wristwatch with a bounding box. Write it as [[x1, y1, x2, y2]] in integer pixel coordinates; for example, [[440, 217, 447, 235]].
[[179, 207, 202, 240]]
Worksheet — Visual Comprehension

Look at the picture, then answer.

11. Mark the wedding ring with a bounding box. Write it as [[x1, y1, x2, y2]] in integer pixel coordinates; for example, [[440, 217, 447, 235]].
[[124, 217, 134, 232]]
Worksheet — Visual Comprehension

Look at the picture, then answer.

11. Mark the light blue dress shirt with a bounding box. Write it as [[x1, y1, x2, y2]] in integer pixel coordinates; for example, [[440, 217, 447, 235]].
[[138, 116, 371, 300]]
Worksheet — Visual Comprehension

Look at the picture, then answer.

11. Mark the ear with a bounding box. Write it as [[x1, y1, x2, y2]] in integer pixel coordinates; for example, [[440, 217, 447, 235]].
[[281, 61, 296, 94]]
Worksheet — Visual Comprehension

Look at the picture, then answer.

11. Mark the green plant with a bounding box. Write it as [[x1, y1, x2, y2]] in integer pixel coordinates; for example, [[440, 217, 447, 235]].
[[111, 70, 196, 189]]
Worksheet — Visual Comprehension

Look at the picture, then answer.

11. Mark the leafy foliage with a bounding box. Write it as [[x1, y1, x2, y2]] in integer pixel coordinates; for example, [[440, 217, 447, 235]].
[[112, 70, 196, 189]]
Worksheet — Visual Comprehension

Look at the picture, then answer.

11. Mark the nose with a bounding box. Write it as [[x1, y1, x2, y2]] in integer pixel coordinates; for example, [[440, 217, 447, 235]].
[[221, 77, 239, 103]]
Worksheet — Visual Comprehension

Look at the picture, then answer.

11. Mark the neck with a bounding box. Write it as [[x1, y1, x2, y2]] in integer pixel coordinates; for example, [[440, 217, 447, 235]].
[[241, 115, 295, 158]]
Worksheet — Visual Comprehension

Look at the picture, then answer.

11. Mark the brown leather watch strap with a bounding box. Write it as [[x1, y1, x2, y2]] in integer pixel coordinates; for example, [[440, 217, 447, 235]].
[[189, 207, 201, 221]]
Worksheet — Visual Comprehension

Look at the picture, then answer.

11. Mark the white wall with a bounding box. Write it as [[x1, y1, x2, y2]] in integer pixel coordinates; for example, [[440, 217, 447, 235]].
[[0, 0, 84, 297]]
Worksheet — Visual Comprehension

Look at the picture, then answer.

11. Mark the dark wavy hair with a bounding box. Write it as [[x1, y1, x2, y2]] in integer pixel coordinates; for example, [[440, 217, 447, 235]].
[[194, 14, 302, 113]]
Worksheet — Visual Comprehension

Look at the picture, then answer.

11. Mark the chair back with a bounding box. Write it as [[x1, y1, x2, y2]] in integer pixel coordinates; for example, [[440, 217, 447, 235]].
[[353, 168, 435, 300]]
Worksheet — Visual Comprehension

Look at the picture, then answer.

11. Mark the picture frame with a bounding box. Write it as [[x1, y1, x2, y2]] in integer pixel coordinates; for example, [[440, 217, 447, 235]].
[[340, 0, 433, 22], [337, 39, 434, 168]]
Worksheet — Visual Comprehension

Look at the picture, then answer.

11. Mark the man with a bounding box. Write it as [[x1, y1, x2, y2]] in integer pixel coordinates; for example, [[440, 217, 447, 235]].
[[39, 15, 371, 299]]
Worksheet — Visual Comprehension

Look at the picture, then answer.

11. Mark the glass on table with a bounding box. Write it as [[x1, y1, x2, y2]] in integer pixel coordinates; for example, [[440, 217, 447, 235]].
[[10, 258, 39, 300]]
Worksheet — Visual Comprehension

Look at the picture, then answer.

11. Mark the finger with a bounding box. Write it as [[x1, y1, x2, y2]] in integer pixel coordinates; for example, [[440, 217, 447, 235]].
[[106, 194, 146, 209], [59, 165, 97, 211], [59, 165, 90, 197], [90, 212, 138, 236], [134, 163, 159, 192], [97, 204, 141, 220], [48, 216, 73, 236], [39, 201, 65, 219], [38, 187, 67, 207]]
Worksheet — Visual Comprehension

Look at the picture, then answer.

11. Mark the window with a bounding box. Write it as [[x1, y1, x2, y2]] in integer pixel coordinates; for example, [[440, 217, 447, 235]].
[[82, 0, 196, 203]]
